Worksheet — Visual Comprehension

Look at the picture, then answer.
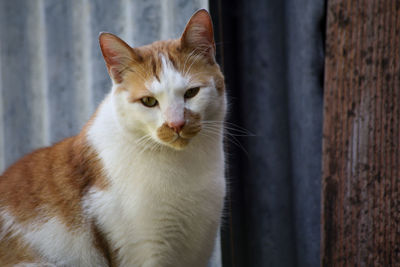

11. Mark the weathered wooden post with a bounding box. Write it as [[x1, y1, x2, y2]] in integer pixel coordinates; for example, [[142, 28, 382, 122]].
[[322, 0, 400, 265]]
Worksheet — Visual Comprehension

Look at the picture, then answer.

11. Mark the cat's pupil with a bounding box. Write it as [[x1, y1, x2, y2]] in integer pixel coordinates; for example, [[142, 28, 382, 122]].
[[141, 97, 158, 107], [184, 87, 200, 99]]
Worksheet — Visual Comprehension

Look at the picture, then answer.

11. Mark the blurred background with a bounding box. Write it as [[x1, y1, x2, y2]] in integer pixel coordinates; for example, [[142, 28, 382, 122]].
[[0, 0, 325, 266]]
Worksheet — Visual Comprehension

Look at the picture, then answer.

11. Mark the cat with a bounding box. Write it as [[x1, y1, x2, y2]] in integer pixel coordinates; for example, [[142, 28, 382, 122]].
[[0, 9, 226, 267]]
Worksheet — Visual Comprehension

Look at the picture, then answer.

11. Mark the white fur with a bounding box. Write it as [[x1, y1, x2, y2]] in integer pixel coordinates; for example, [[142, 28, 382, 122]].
[[86, 55, 226, 266], [23, 218, 105, 266]]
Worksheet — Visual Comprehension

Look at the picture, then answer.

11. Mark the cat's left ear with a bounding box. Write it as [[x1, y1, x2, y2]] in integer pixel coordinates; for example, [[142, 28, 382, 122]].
[[180, 9, 215, 59], [99, 33, 135, 83]]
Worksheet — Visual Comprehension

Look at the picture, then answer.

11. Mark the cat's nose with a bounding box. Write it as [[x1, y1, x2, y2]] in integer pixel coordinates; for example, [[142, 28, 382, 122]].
[[168, 120, 185, 133]]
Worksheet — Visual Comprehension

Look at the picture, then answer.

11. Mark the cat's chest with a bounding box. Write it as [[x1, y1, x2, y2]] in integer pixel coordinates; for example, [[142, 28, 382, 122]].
[[90, 183, 222, 266], [87, 158, 225, 266]]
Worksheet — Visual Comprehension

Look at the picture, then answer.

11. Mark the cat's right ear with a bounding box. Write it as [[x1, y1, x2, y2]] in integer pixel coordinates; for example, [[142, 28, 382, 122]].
[[99, 33, 134, 84], [180, 9, 215, 60]]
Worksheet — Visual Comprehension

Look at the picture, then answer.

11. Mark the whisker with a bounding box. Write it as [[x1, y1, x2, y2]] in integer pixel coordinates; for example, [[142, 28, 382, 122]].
[[137, 137, 154, 156], [202, 124, 255, 137], [203, 125, 251, 135], [201, 128, 249, 156], [184, 47, 210, 77], [183, 49, 199, 76], [202, 121, 255, 136]]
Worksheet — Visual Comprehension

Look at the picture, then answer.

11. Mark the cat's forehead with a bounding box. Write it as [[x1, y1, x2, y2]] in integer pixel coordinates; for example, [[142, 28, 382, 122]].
[[141, 41, 202, 77], [136, 40, 184, 78], [120, 39, 224, 97], [146, 55, 188, 95]]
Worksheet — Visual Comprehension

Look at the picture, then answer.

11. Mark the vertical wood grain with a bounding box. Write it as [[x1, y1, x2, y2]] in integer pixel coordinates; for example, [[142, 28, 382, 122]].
[[322, 0, 400, 265]]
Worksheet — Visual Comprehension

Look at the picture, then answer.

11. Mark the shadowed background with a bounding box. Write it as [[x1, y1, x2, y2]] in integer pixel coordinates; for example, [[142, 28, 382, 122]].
[[212, 0, 325, 266], [0, 0, 325, 266]]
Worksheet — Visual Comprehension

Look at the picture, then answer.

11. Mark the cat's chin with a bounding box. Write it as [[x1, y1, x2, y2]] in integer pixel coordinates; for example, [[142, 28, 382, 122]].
[[162, 136, 191, 150]]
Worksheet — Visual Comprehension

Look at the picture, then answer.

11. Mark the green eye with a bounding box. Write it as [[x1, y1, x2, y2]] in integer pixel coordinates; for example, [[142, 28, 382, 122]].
[[141, 97, 158, 107], [184, 87, 200, 99]]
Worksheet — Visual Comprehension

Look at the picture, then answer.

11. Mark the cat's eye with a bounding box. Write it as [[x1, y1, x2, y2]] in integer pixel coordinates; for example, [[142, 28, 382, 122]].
[[184, 87, 200, 99], [141, 97, 158, 107]]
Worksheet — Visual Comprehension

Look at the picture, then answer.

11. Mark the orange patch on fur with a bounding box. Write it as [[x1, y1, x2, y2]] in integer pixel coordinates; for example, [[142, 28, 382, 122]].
[[0, 98, 113, 264], [0, 123, 108, 229]]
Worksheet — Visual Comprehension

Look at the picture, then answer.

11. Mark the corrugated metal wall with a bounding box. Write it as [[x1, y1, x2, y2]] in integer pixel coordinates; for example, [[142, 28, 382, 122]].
[[0, 1, 221, 266]]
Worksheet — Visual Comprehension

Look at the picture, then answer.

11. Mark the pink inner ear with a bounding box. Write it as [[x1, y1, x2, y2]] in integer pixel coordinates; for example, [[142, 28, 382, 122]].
[[102, 48, 120, 66], [99, 33, 133, 83], [181, 10, 215, 53]]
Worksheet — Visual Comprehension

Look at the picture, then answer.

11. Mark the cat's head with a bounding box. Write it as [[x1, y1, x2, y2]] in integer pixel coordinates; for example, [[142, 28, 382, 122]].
[[99, 9, 226, 150]]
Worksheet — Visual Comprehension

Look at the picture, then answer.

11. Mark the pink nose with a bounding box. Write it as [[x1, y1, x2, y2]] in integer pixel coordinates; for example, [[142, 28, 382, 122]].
[[168, 120, 185, 133]]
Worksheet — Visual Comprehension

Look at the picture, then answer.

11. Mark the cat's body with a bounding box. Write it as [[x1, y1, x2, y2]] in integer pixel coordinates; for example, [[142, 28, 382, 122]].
[[0, 10, 226, 266]]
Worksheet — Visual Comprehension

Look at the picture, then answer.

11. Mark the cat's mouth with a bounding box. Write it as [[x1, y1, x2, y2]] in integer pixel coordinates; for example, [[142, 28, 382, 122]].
[[156, 122, 202, 150]]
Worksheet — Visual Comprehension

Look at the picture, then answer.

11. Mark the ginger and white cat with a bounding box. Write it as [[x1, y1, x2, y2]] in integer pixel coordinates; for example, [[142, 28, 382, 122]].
[[0, 9, 226, 266]]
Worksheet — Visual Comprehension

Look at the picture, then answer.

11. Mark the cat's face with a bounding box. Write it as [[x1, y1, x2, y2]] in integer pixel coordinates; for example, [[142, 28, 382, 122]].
[[99, 10, 225, 150]]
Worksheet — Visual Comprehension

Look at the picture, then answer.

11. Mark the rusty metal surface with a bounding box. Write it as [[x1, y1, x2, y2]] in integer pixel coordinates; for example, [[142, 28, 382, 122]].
[[322, 0, 400, 265]]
